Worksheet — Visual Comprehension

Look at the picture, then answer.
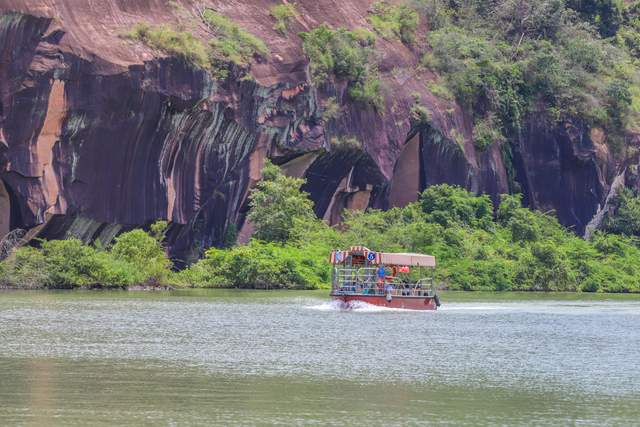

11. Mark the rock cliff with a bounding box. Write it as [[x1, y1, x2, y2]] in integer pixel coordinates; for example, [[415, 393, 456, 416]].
[[0, 0, 625, 263]]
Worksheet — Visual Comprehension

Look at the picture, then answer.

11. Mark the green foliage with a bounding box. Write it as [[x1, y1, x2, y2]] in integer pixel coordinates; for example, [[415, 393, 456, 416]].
[[604, 188, 640, 236], [150, 220, 168, 242], [420, 184, 493, 230], [348, 73, 384, 110], [0, 223, 172, 289], [367, 1, 419, 44], [5, 247, 48, 288], [177, 240, 327, 289], [39, 239, 106, 288], [420, 0, 640, 148], [300, 24, 383, 109], [426, 80, 454, 101], [203, 8, 268, 71], [410, 103, 432, 125], [472, 114, 505, 150], [567, 0, 624, 38], [125, 23, 209, 68], [269, 3, 298, 35], [330, 136, 362, 151], [333, 184, 640, 293], [111, 225, 172, 285], [351, 27, 378, 45], [228, 182, 640, 292], [247, 160, 316, 243], [180, 181, 640, 292], [2, 239, 145, 289], [322, 96, 341, 121], [5, 181, 640, 293], [126, 10, 267, 81]]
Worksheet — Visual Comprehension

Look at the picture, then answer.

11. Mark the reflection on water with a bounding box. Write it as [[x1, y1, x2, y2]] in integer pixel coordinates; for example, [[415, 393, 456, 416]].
[[0, 290, 639, 426]]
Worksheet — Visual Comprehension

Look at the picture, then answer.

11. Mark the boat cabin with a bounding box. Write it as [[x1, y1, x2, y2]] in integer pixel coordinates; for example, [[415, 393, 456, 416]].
[[329, 246, 437, 299]]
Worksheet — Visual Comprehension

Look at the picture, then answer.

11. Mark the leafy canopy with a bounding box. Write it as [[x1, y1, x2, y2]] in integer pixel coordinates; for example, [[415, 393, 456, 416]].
[[247, 160, 316, 243], [419, 0, 640, 151]]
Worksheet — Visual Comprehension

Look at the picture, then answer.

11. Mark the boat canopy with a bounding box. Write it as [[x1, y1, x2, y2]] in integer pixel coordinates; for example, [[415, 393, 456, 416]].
[[330, 246, 436, 267], [379, 252, 436, 267]]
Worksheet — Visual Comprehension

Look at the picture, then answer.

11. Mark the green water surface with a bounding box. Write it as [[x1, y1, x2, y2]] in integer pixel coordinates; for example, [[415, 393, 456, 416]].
[[0, 290, 639, 426]]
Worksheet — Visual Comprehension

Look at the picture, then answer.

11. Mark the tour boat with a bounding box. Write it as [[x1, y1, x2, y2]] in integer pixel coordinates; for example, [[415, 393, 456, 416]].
[[329, 246, 441, 310]]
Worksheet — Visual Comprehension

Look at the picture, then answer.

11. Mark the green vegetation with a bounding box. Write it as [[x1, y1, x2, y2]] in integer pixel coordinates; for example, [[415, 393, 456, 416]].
[[247, 160, 315, 243], [410, 102, 432, 126], [0, 222, 171, 289], [472, 114, 505, 150], [269, 3, 298, 35], [177, 240, 327, 289], [367, 1, 419, 44], [604, 188, 640, 236], [330, 188, 640, 293], [417, 0, 640, 152], [330, 136, 362, 151], [125, 23, 209, 68], [180, 163, 640, 292], [567, 0, 624, 38], [202, 9, 268, 72], [426, 80, 454, 101], [321, 96, 341, 121], [125, 9, 267, 80], [300, 24, 383, 109], [348, 72, 384, 110], [5, 165, 640, 292]]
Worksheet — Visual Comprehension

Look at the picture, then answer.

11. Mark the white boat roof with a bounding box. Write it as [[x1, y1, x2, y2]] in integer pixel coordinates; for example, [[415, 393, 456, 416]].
[[379, 252, 436, 267], [330, 248, 436, 267]]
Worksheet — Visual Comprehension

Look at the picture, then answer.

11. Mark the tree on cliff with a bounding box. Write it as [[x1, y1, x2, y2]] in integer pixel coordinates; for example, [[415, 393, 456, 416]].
[[247, 160, 316, 243], [604, 188, 640, 236]]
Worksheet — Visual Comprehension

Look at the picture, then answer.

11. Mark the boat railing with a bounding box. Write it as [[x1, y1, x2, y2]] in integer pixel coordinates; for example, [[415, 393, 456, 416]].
[[332, 267, 435, 297]]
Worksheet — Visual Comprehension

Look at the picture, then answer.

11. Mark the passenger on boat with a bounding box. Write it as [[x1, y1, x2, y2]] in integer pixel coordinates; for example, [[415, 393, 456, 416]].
[[376, 266, 386, 293]]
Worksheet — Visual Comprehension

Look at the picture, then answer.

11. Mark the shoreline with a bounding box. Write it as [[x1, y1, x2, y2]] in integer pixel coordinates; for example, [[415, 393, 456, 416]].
[[1, 286, 640, 299]]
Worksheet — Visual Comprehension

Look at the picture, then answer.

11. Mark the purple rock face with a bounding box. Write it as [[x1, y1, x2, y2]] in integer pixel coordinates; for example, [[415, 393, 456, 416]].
[[0, 2, 620, 263]]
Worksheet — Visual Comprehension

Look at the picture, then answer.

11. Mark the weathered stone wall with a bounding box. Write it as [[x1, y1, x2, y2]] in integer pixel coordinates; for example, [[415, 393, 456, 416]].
[[0, 1, 620, 262]]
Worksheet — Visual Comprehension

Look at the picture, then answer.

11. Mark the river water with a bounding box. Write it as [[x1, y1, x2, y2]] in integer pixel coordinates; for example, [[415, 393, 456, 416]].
[[0, 290, 639, 426]]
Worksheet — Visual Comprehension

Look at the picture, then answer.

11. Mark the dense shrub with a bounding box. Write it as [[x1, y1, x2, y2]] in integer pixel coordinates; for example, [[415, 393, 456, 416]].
[[472, 114, 505, 150], [420, 0, 640, 150], [111, 226, 172, 285], [300, 24, 383, 109], [4, 173, 640, 292], [348, 73, 384, 111], [5, 247, 48, 288], [604, 188, 640, 236], [420, 184, 493, 230], [247, 160, 315, 243], [0, 222, 171, 289], [367, 1, 419, 44], [177, 240, 327, 289]]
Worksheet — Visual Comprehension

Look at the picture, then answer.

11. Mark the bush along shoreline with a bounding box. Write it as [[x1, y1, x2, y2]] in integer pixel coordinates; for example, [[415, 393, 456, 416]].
[[3, 161, 640, 292]]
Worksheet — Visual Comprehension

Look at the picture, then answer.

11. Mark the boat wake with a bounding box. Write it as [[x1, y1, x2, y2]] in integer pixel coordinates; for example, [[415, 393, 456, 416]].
[[307, 300, 416, 313]]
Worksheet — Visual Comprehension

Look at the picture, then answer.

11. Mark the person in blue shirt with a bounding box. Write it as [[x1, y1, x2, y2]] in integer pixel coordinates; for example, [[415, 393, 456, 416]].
[[376, 266, 386, 294]]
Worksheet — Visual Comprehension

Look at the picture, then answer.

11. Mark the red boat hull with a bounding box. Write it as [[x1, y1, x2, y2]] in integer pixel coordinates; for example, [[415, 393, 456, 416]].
[[331, 294, 438, 310]]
